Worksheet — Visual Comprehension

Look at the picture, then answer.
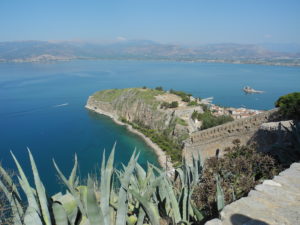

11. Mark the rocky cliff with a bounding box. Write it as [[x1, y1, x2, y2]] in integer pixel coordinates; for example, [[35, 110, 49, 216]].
[[87, 88, 197, 142], [86, 88, 168, 129]]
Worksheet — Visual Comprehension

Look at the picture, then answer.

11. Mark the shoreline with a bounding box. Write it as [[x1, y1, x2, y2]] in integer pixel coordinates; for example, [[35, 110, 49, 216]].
[[1, 57, 300, 68], [85, 103, 174, 172]]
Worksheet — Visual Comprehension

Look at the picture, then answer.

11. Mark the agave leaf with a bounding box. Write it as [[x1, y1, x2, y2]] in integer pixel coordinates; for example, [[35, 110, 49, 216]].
[[136, 207, 146, 225], [0, 179, 23, 225], [52, 191, 79, 224], [157, 184, 171, 214], [28, 149, 52, 225], [69, 154, 78, 188], [79, 216, 90, 225], [130, 172, 165, 225], [53, 201, 68, 225], [11, 151, 40, 214], [135, 163, 146, 187], [100, 149, 106, 189], [143, 174, 165, 200], [215, 175, 225, 212], [77, 186, 88, 213], [53, 159, 86, 216], [175, 167, 185, 187], [0, 164, 21, 198], [100, 144, 115, 225], [74, 177, 79, 187], [163, 178, 181, 223], [180, 186, 189, 221], [24, 207, 43, 225], [129, 189, 160, 225], [151, 164, 163, 174], [86, 177, 104, 225], [115, 151, 137, 225], [191, 204, 204, 221]]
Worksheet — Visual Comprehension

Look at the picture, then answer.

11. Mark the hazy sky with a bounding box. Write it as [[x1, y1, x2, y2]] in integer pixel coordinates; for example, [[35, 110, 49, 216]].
[[1, 0, 299, 44]]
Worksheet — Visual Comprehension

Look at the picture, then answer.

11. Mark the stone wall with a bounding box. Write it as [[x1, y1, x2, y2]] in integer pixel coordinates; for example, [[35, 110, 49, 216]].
[[183, 109, 279, 162]]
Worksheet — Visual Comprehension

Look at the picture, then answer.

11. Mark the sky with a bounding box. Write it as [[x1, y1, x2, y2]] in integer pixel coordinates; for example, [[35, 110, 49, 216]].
[[0, 0, 300, 44]]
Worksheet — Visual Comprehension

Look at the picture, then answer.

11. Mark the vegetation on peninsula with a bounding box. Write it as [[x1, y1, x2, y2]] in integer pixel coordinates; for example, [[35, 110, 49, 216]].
[[191, 107, 234, 130], [89, 87, 194, 163]]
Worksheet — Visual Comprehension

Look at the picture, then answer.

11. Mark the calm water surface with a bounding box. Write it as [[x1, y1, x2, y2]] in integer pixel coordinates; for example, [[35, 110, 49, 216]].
[[0, 60, 299, 193]]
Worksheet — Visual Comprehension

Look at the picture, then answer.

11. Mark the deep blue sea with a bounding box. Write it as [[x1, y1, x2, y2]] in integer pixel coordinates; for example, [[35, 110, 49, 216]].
[[0, 60, 299, 194]]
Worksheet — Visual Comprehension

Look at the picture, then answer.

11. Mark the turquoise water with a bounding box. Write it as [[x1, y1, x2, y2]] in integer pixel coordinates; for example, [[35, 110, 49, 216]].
[[0, 60, 299, 194]]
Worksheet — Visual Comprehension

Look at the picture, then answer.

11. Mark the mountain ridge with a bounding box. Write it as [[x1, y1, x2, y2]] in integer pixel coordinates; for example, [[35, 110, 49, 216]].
[[1, 40, 299, 66]]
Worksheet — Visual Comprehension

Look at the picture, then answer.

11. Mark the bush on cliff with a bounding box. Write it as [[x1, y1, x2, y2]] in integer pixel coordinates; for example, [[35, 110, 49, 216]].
[[160, 101, 179, 109], [170, 89, 191, 102], [192, 110, 234, 130], [192, 140, 279, 218], [169, 101, 179, 108], [275, 92, 300, 120], [155, 86, 163, 91]]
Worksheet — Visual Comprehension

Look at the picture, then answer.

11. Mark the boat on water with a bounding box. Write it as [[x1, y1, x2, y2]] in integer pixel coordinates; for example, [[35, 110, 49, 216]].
[[243, 86, 264, 94]]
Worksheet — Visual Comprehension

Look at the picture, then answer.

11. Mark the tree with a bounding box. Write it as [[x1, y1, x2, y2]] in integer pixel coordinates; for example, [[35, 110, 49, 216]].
[[169, 101, 179, 108], [275, 92, 300, 120], [155, 86, 163, 91]]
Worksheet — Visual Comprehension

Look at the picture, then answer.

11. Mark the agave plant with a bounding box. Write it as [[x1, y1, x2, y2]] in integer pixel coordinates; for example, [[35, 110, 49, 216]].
[[0, 145, 207, 225], [215, 174, 225, 213]]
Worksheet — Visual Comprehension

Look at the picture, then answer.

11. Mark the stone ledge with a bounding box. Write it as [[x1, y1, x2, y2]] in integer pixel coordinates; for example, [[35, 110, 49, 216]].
[[205, 162, 300, 225]]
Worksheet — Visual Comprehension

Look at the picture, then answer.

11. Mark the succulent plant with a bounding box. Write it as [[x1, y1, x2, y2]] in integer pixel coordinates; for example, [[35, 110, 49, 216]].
[[0, 146, 208, 225]]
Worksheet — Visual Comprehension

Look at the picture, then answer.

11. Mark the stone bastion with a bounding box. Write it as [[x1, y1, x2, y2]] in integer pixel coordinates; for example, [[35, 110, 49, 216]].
[[183, 108, 279, 162]]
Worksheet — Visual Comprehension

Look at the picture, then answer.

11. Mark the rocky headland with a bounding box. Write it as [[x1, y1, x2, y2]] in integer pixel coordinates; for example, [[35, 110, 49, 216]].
[[85, 87, 275, 168], [85, 87, 201, 169]]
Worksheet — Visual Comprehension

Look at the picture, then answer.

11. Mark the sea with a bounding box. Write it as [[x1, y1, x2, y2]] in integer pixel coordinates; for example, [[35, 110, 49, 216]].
[[0, 60, 299, 194]]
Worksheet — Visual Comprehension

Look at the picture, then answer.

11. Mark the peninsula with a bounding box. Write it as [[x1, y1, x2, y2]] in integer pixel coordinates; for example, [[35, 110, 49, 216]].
[[85, 87, 241, 168]]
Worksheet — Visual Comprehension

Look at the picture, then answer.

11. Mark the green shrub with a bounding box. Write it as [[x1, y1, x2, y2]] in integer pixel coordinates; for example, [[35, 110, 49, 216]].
[[169, 101, 179, 108], [188, 101, 198, 106], [200, 104, 209, 112], [160, 102, 170, 109], [192, 141, 279, 217], [170, 89, 191, 102], [155, 86, 163, 91], [160, 101, 179, 109], [192, 110, 233, 130], [175, 117, 188, 126], [275, 92, 300, 120], [124, 120, 182, 162], [119, 117, 128, 123]]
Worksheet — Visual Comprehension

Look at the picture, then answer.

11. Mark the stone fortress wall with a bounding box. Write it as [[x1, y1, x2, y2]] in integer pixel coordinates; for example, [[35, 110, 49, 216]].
[[183, 108, 279, 162]]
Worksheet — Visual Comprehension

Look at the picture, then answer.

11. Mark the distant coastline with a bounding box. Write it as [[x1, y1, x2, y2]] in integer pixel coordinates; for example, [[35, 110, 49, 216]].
[[1, 40, 299, 67], [1, 56, 300, 67]]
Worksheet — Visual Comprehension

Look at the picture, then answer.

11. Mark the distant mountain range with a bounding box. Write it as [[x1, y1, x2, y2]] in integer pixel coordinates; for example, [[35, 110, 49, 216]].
[[0, 40, 299, 66]]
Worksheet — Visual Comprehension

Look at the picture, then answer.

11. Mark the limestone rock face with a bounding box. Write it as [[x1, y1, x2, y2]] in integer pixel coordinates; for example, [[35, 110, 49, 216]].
[[86, 90, 165, 128], [85, 88, 192, 143]]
